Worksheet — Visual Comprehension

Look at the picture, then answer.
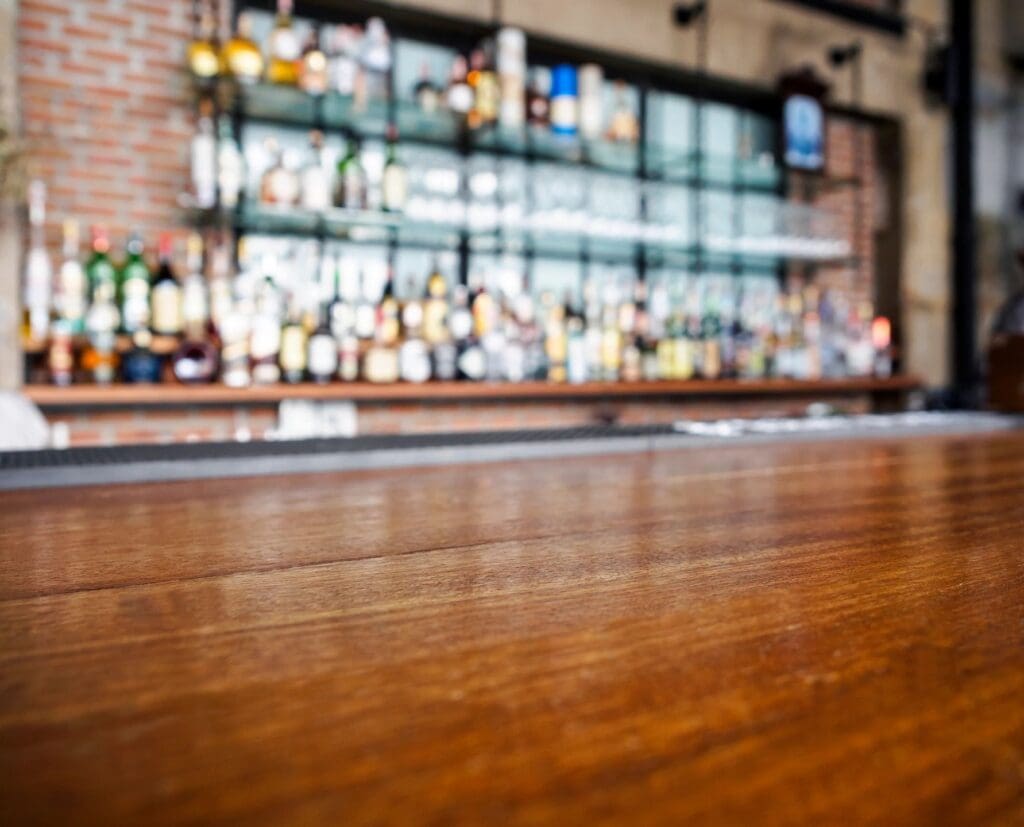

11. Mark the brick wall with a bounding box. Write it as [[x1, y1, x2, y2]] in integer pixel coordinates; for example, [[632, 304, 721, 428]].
[[786, 116, 880, 312], [18, 0, 194, 252]]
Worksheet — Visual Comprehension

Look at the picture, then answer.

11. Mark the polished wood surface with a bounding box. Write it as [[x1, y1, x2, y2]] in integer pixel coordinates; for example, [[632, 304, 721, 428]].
[[2, 431, 1023, 825], [23, 374, 921, 407]]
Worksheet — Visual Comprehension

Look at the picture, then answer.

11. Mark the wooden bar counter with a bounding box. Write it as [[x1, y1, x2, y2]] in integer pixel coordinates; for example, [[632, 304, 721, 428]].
[[2, 431, 1024, 824]]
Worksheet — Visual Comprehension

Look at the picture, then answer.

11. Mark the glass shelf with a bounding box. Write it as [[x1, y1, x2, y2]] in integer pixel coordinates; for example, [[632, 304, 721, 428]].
[[233, 84, 782, 185], [645, 146, 781, 191]]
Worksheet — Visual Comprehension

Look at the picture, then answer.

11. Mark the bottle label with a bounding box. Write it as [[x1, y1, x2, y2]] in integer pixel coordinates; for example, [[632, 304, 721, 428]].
[[382, 165, 407, 212], [151, 283, 183, 334], [550, 96, 578, 134], [308, 333, 338, 377], [228, 49, 263, 81], [279, 326, 308, 371]]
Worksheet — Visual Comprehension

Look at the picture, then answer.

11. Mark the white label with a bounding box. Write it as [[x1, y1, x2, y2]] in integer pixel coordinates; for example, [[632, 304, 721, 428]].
[[151, 282, 183, 334]]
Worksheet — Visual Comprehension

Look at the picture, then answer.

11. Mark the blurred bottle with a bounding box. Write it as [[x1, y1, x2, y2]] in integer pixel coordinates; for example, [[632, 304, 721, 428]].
[[119, 232, 151, 335], [298, 25, 328, 95], [150, 233, 183, 337], [56, 219, 87, 335], [187, 8, 220, 81], [21, 180, 52, 344], [222, 11, 263, 83], [217, 115, 245, 210], [191, 98, 218, 210], [266, 0, 300, 85]]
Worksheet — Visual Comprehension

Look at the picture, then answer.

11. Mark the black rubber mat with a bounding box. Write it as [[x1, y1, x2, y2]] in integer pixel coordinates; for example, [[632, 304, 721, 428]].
[[0, 424, 676, 470]]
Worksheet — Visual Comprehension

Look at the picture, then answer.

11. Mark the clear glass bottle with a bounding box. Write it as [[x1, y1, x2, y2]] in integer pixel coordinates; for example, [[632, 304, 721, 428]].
[[266, 0, 300, 86], [56, 219, 87, 335], [191, 98, 218, 210], [260, 139, 300, 206], [300, 130, 332, 212], [187, 8, 220, 81], [119, 232, 151, 335], [221, 11, 263, 83], [335, 133, 366, 211], [381, 125, 407, 212], [21, 180, 52, 344], [217, 115, 245, 210], [298, 25, 328, 96], [150, 233, 183, 337]]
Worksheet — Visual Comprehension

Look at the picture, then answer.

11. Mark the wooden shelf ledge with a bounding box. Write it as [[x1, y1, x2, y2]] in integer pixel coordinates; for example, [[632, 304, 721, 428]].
[[22, 376, 922, 409]]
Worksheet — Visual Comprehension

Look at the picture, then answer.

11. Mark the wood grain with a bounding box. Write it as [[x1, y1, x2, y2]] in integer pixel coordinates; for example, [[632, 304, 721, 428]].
[[22, 374, 921, 408], [1, 432, 1023, 825]]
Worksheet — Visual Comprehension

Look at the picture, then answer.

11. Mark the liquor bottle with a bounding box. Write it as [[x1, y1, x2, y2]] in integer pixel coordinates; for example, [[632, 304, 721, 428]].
[[48, 319, 74, 386], [219, 284, 252, 388], [82, 280, 120, 384], [307, 302, 337, 384], [364, 273, 399, 383], [191, 98, 217, 210], [496, 27, 526, 131], [298, 25, 328, 96], [360, 17, 391, 104], [251, 269, 282, 385], [607, 81, 640, 143], [354, 269, 377, 341], [381, 125, 408, 212], [467, 45, 498, 129], [526, 66, 551, 128], [600, 300, 621, 381], [398, 289, 431, 383], [376, 271, 401, 346], [85, 225, 117, 307], [150, 233, 183, 337], [566, 301, 588, 384], [657, 314, 676, 380], [701, 307, 722, 380], [56, 219, 87, 334], [221, 11, 263, 83], [207, 238, 233, 335], [187, 7, 220, 81], [122, 329, 163, 384], [21, 180, 52, 344], [300, 130, 332, 212], [422, 261, 449, 345], [328, 25, 360, 97], [181, 233, 209, 333], [279, 301, 308, 383], [621, 335, 642, 382], [502, 300, 525, 382], [549, 64, 579, 137], [446, 56, 473, 116], [172, 323, 219, 384], [335, 133, 366, 210], [414, 61, 441, 114], [266, 0, 300, 86], [217, 115, 245, 210], [326, 258, 354, 381], [450, 285, 484, 381], [119, 232, 151, 335], [578, 64, 604, 141], [543, 292, 568, 383], [260, 138, 300, 206]]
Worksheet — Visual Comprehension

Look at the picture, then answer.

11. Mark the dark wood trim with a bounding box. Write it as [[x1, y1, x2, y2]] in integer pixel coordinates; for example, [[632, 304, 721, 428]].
[[773, 0, 907, 37], [23, 376, 922, 409]]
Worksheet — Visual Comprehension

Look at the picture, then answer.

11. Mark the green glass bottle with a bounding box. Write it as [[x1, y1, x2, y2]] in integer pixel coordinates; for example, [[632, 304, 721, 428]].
[[85, 225, 117, 307], [119, 232, 152, 334]]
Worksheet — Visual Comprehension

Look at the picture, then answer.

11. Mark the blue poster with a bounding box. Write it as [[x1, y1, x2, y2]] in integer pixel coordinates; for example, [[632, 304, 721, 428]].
[[784, 94, 824, 171]]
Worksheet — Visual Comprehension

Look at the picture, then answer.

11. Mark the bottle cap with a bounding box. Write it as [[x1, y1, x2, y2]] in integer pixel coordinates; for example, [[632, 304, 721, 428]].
[[550, 64, 578, 98]]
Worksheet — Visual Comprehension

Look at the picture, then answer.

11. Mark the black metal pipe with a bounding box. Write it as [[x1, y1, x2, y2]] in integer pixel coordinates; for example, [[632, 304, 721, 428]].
[[949, 0, 977, 405]]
